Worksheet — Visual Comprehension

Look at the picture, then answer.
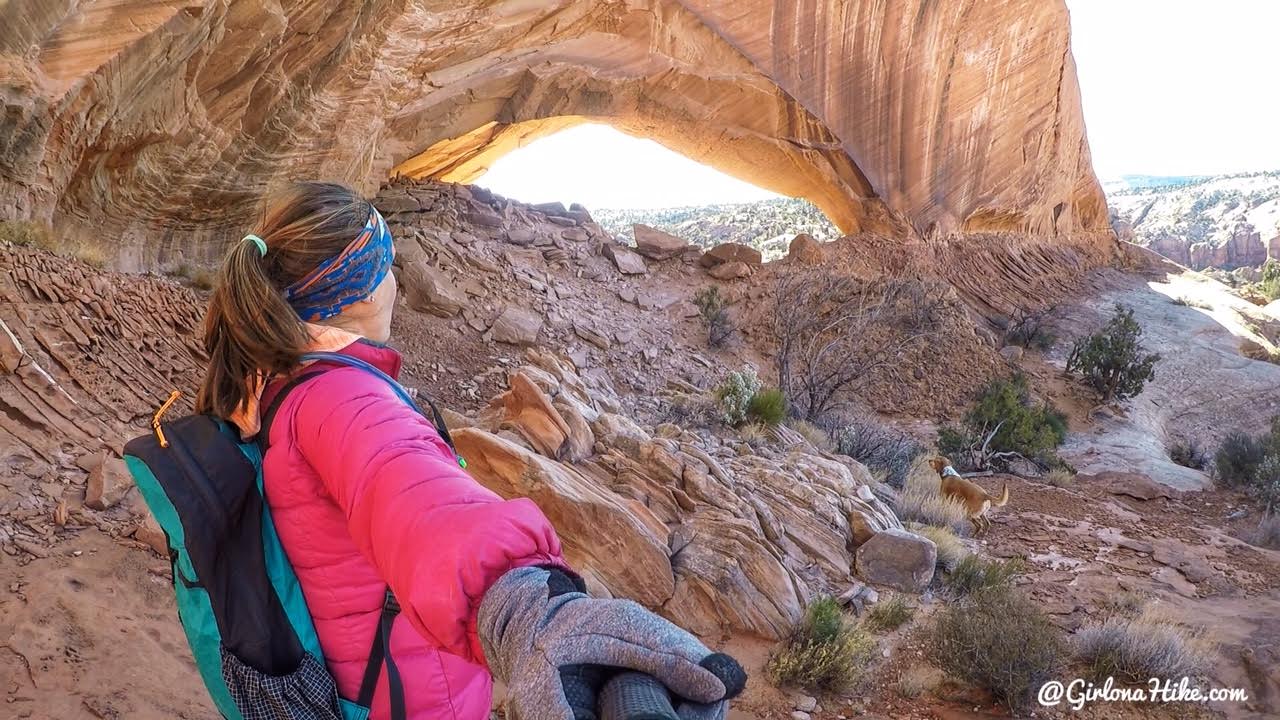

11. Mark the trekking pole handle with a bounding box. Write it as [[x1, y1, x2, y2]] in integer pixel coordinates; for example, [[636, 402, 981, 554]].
[[560, 668, 679, 720]]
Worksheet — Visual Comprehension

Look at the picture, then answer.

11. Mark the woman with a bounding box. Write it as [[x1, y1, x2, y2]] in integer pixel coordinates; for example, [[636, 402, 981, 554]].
[[195, 182, 742, 720]]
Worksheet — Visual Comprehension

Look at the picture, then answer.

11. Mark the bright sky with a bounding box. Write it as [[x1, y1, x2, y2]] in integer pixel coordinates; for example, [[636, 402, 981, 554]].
[[478, 2, 1279, 206], [1068, 0, 1280, 179], [475, 124, 781, 210]]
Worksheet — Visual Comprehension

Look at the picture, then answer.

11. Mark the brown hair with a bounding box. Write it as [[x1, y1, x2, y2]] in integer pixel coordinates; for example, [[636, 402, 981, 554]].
[[196, 181, 374, 420]]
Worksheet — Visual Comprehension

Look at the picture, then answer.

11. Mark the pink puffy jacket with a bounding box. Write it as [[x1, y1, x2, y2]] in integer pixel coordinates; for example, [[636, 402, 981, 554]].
[[259, 340, 567, 719]]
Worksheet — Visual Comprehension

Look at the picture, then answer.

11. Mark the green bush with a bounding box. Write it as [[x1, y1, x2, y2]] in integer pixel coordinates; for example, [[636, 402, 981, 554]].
[[694, 286, 734, 347], [715, 367, 762, 426], [938, 375, 1067, 471], [928, 587, 1066, 713], [767, 596, 878, 692], [1066, 304, 1161, 404], [945, 555, 1023, 598], [747, 388, 787, 426]]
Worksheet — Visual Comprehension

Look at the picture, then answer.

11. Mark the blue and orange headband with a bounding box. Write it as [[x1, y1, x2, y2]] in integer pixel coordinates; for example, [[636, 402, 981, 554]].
[[246, 206, 395, 322]]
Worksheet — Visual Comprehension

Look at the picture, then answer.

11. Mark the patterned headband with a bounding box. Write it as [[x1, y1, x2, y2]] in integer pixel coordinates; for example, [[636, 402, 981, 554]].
[[284, 207, 394, 321]]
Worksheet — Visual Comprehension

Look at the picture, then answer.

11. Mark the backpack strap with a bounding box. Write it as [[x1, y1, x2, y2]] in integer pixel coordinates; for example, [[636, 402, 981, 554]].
[[357, 590, 404, 719]]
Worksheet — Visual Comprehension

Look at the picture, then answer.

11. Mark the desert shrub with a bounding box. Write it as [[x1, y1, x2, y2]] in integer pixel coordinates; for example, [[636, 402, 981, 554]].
[[1098, 591, 1147, 620], [1066, 304, 1161, 404], [1168, 437, 1208, 470], [863, 595, 914, 633], [0, 220, 52, 248], [1214, 422, 1280, 511], [747, 388, 787, 426], [832, 413, 924, 488], [788, 419, 834, 452], [767, 596, 878, 692], [911, 523, 969, 572], [715, 367, 762, 426], [660, 392, 718, 428], [1003, 306, 1057, 350], [1261, 260, 1280, 301], [938, 375, 1067, 471], [1247, 513, 1280, 550], [1043, 467, 1074, 487], [945, 555, 1023, 598], [693, 286, 734, 347], [894, 459, 971, 535], [1074, 610, 1211, 684], [1215, 430, 1268, 486], [929, 587, 1066, 713], [772, 270, 938, 420]]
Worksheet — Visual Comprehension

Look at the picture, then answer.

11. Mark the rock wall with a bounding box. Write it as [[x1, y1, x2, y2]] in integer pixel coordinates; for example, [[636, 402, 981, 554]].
[[1, 0, 1107, 266]]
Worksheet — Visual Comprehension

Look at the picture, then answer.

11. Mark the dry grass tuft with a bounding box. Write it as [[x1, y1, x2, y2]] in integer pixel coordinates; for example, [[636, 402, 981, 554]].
[[1043, 467, 1074, 487], [911, 523, 969, 572], [1247, 512, 1280, 550], [896, 665, 944, 699], [862, 594, 914, 632], [788, 419, 833, 452], [894, 458, 971, 535]]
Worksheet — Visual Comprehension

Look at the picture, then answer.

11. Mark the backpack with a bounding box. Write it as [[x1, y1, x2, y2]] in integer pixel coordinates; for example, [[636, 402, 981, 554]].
[[123, 352, 463, 720]]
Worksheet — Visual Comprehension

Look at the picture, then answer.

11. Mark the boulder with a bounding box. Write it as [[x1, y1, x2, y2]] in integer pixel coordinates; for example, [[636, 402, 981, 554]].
[[855, 528, 936, 592], [1000, 345, 1025, 362], [787, 233, 825, 264], [700, 243, 763, 268], [86, 456, 133, 510], [603, 244, 648, 275], [452, 428, 676, 608], [708, 261, 752, 280], [633, 224, 688, 260], [489, 306, 543, 346], [374, 192, 420, 214], [505, 228, 535, 246], [401, 261, 465, 318]]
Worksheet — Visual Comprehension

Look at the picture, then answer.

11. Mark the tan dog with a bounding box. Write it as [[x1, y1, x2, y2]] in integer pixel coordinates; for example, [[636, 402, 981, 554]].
[[928, 456, 1009, 532]]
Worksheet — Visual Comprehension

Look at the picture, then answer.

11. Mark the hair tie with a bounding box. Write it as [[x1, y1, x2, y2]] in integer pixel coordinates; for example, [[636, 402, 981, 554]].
[[243, 234, 267, 257]]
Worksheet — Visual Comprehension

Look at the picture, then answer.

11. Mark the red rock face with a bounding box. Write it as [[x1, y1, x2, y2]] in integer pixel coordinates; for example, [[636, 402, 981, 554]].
[[0, 0, 1106, 263]]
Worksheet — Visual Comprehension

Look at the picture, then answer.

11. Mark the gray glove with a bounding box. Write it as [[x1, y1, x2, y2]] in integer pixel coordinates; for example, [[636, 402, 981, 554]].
[[478, 566, 746, 720]]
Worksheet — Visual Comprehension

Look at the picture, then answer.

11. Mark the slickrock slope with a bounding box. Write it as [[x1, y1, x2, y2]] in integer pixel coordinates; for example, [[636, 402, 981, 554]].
[[2, 0, 1106, 265]]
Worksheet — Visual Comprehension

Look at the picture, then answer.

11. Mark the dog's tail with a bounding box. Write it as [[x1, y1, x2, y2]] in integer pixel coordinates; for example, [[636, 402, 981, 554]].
[[992, 483, 1010, 507]]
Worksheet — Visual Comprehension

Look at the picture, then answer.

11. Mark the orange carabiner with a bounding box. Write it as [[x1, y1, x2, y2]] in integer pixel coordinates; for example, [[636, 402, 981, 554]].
[[152, 390, 182, 448]]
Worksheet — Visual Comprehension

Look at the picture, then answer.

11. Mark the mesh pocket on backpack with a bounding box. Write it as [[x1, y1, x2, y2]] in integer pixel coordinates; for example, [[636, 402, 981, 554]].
[[221, 647, 343, 720]]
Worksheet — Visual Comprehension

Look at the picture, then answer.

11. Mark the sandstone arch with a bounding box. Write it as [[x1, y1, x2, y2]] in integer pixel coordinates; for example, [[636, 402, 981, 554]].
[[0, 0, 1108, 264]]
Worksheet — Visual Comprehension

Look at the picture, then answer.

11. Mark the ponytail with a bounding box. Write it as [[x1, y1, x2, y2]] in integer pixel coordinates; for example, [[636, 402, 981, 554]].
[[195, 182, 374, 419]]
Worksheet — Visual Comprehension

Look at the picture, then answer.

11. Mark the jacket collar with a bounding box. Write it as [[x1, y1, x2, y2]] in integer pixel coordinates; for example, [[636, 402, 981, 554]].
[[229, 325, 404, 439]]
